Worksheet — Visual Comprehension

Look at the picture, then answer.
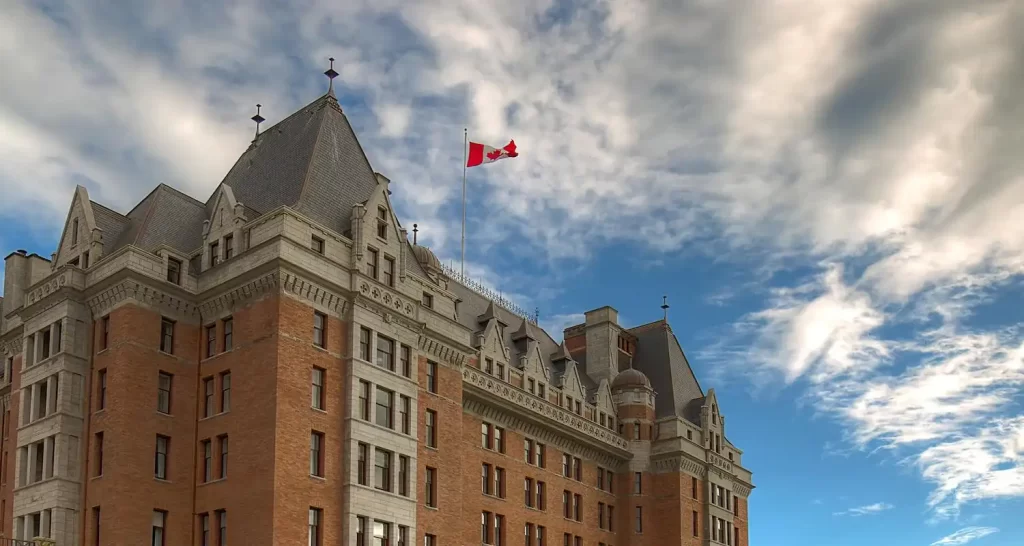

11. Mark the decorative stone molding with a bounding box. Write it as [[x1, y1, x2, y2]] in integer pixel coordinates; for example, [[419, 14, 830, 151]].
[[87, 279, 198, 318], [464, 398, 623, 468], [358, 279, 415, 317], [651, 455, 706, 477], [418, 335, 467, 367], [25, 270, 75, 306], [0, 394, 10, 412], [734, 482, 752, 497], [462, 366, 629, 452], [1, 338, 22, 357], [280, 272, 348, 316]]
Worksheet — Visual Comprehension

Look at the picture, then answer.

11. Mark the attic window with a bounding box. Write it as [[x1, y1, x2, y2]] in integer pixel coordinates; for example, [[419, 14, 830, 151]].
[[224, 234, 234, 259], [377, 207, 388, 240], [83, 251, 90, 269], [538, 384, 545, 399], [422, 292, 433, 309], [311, 236, 325, 255], [728, 452, 733, 461], [209, 241, 219, 267], [68, 257, 80, 267], [167, 258, 182, 285], [71, 218, 79, 246]]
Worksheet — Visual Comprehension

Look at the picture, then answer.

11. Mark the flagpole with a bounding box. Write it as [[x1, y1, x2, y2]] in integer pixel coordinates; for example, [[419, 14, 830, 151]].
[[461, 128, 468, 278]]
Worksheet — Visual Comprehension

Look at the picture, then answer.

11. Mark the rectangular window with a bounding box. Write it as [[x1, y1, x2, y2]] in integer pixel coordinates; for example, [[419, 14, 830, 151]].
[[312, 367, 325, 410], [495, 514, 504, 546], [217, 510, 226, 546], [482, 423, 492, 449], [223, 318, 233, 351], [399, 526, 409, 546], [422, 292, 433, 309], [426, 361, 437, 393], [525, 439, 534, 464], [359, 327, 371, 360], [219, 434, 229, 477], [209, 242, 219, 267], [308, 508, 322, 546], [400, 345, 411, 377], [527, 378, 534, 393], [635, 506, 643, 533], [206, 325, 217, 357], [526, 523, 534, 546], [101, 316, 110, 350], [160, 319, 174, 354], [367, 248, 379, 279], [562, 454, 570, 477], [314, 312, 327, 348], [486, 358, 494, 374], [634, 423, 641, 440], [425, 467, 437, 507], [377, 336, 395, 371], [374, 448, 392, 491], [598, 468, 604, 490], [203, 378, 214, 418], [636, 472, 643, 494], [152, 510, 166, 546], [495, 467, 506, 498], [357, 443, 369, 485], [425, 535, 436, 546], [495, 427, 505, 453], [691, 477, 697, 499], [537, 481, 545, 510], [608, 470, 615, 493], [400, 395, 411, 434], [202, 439, 212, 482], [598, 503, 605, 529], [93, 506, 100, 546], [311, 236, 325, 254], [98, 369, 107, 410], [357, 380, 371, 420], [220, 372, 231, 413], [525, 477, 533, 507], [482, 463, 492, 495], [399, 455, 409, 496], [157, 372, 172, 414], [538, 383, 546, 398], [497, 363, 504, 380], [537, 526, 545, 546], [573, 494, 581, 521], [224, 234, 234, 259], [94, 432, 104, 476], [373, 520, 391, 546], [481, 512, 491, 544], [562, 491, 570, 518], [383, 256, 395, 287], [425, 409, 437, 447], [608, 505, 615, 531], [537, 443, 545, 468], [166, 257, 182, 285], [72, 218, 79, 244], [154, 435, 169, 479], [310, 432, 324, 477], [375, 387, 393, 429], [357, 516, 367, 546]]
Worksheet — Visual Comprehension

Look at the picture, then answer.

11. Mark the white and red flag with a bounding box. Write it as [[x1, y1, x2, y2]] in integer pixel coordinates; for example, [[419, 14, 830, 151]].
[[466, 139, 518, 167]]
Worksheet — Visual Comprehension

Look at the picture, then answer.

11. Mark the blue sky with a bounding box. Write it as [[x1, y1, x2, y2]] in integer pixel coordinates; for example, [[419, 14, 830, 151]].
[[2, 1, 1023, 545]]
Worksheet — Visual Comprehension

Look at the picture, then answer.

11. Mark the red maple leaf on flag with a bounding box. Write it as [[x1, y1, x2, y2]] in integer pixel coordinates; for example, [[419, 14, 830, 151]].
[[486, 148, 504, 161]]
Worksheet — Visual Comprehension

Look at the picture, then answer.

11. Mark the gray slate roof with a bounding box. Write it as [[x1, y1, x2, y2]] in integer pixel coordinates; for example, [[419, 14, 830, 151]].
[[208, 94, 379, 235], [90, 201, 129, 255], [628, 320, 705, 422], [110, 185, 206, 253]]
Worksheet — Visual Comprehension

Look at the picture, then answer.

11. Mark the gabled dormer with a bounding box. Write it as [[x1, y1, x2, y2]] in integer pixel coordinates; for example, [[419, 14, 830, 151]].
[[702, 389, 726, 454], [558, 360, 588, 415], [476, 305, 511, 373], [54, 186, 104, 269], [354, 173, 409, 291], [201, 185, 248, 272], [519, 335, 551, 399]]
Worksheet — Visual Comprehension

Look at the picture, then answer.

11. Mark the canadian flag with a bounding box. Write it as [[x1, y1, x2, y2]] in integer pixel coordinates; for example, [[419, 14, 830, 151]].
[[467, 139, 518, 167]]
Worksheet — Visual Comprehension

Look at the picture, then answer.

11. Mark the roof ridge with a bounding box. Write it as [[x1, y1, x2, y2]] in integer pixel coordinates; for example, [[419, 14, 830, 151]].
[[89, 200, 127, 219], [628, 318, 666, 333], [131, 185, 167, 246], [666, 327, 704, 397], [155, 182, 205, 208], [296, 100, 334, 206]]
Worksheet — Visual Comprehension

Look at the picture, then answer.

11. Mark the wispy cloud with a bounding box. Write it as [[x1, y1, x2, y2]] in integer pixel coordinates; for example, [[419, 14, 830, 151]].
[[833, 502, 894, 517], [930, 527, 999, 546]]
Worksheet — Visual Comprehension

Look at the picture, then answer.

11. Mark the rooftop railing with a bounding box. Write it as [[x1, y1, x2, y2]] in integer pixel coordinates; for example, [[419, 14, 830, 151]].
[[440, 263, 538, 325]]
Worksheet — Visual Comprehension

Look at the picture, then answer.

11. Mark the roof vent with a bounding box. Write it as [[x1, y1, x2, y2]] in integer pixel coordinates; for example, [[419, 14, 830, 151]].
[[16, 249, 27, 255]]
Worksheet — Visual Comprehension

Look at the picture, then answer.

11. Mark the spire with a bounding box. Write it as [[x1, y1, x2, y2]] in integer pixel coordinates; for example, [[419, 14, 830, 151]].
[[413, 223, 418, 245], [251, 104, 265, 139], [477, 301, 507, 326], [324, 57, 339, 98], [551, 341, 573, 363], [512, 317, 536, 342], [661, 295, 670, 321]]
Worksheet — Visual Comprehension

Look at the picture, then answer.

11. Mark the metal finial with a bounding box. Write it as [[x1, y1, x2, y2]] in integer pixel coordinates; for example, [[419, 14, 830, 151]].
[[412, 223, 418, 245], [251, 104, 265, 138], [535, 307, 540, 323], [661, 295, 670, 321], [324, 57, 339, 96]]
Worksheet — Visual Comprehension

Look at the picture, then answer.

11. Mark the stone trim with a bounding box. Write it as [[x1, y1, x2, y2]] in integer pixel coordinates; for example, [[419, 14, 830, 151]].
[[357, 278, 416, 318], [651, 455, 707, 478], [1, 337, 22, 357], [280, 271, 349, 316], [87, 279, 198, 319], [462, 366, 630, 454], [0, 393, 10, 412], [463, 398, 623, 468], [200, 270, 283, 316], [418, 334, 468, 367], [733, 482, 752, 497]]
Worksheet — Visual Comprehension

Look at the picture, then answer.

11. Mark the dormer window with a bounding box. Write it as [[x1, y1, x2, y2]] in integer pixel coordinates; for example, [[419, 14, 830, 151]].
[[209, 241, 219, 267], [224, 234, 234, 260], [167, 257, 182, 285], [377, 207, 388, 240], [422, 292, 433, 309], [311, 236, 325, 255], [83, 251, 90, 268], [538, 384, 545, 398], [366, 248, 379, 279], [71, 218, 79, 246], [382, 256, 395, 287]]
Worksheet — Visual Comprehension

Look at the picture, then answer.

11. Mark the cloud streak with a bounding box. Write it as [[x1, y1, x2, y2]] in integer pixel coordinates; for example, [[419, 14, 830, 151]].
[[832, 502, 894, 517], [930, 527, 999, 546]]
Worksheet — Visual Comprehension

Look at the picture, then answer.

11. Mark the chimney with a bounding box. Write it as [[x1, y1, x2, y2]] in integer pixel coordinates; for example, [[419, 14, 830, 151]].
[[583, 306, 620, 384]]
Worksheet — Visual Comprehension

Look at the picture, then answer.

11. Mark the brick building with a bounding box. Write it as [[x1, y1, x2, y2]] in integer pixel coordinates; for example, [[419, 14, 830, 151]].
[[0, 76, 753, 546]]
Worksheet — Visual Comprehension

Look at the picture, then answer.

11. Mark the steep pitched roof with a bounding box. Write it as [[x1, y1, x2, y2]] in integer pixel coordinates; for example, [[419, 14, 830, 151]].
[[90, 201, 129, 254], [209, 94, 379, 234], [109, 184, 206, 254], [629, 320, 705, 422]]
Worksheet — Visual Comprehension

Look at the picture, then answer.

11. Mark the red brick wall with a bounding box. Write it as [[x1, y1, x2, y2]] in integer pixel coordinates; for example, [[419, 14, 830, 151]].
[[735, 497, 749, 546], [0, 353, 22, 539], [418, 356, 467, 545]]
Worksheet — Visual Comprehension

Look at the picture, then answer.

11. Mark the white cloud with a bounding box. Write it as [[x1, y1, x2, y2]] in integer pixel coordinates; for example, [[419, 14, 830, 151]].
[[930, 527, 999, 546], [833, 502, 894, 517]]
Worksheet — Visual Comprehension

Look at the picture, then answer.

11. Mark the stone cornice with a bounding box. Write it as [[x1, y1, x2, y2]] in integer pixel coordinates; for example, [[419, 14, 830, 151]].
[[651, 454, 707, 478], [280, 271, 349, 316], [1, 336, 22, 357], [198, 270, 286, 317], [357, 277, 416, 318], [650, 450, 755, 497], [86, 278, 198, 320], [418, 333, 468, 368], [463, 398, 624, 468], [462, 366, 631, 458]]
